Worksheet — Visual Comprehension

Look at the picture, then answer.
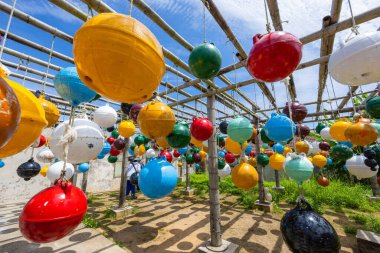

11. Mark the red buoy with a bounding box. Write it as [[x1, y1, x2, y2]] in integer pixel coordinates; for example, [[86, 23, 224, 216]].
[[173, 149, 180, 158], [190, 117, 213, 142], [19, 180, 87, 243], [247, 32, 302, 82], [225, 152, 236, 164], [160, 150, 173, 163]]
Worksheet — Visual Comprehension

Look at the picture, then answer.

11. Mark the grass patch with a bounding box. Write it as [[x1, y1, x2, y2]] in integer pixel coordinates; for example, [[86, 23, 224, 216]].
[[343, 225, 357, 235], [103, 206, 116, 219], [83, 213, 100, 228], [348, 213, 380, 233], [114, 240, 124, 248]]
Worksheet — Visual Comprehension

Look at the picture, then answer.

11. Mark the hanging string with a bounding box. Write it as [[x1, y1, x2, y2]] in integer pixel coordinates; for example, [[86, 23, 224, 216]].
[[129, 0, 134, 16], [347, 0, 359, 35], [87, 4, 94, 19], [328, 74, 340, 118], [42, 34, 56, 95], [21, 59, 30, 86], [349, 86, 357, 114], [263, 0, 271, 33], [59, 106, 77, 179], [270, 82, 279, 112], [283, 78, 295, 142], [0, 0, 17, 60], [202, 0, 209, 43]]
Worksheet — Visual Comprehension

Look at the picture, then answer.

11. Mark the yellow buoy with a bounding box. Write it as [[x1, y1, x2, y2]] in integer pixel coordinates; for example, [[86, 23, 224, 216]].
[[156, 136, 170, 149], [137, 101, 175, 139], [0, 78, 47, 158], [330, 118, 350, 142], [283, 146, 292, 156], [225, 137, 247, 155], [73, 13, 165, 103], [134, 144, 146, 156], [248, 157, 257, 167], [295, 141, 309, 154], [199, 150, 207, 161], [39, 96, 59, 127], [232, 162, 259, 190], [269, 153, 285, 170], [118, 120, 136, 138], [191, 136, 203, 148], [40, 166, 48, 177], [312, 154, 327, 168]]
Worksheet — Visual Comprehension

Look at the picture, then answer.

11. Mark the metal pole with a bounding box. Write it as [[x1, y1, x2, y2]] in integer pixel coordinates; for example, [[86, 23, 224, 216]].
[[72, 164, 78, 186], [118, 138, 130, 208], [275, 170, 280, 188], [207, 88, 222, 247], [180, 157, 184, 178], [81, 171, 88, 193], [253, 119, 265, 203], [185, 163, 190, 191]]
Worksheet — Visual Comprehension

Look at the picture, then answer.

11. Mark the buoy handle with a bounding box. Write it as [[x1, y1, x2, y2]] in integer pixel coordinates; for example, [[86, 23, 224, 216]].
[[253, 34, 263, 44]]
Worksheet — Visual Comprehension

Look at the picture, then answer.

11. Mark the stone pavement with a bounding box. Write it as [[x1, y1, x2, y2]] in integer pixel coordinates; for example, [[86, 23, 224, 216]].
[[0, 201, 126, 253]]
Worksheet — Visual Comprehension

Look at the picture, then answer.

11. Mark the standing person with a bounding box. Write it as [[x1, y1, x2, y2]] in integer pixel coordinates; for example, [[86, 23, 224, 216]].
[[126, 156, 142, 200]]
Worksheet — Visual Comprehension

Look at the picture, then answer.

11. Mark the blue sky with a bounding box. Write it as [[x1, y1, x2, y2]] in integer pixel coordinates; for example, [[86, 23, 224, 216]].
[[1, 0, 380, 127]]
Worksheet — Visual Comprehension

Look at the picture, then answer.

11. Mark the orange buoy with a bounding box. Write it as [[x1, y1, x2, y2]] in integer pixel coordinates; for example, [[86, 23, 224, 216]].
[[39, 95, 59, 127], [232, 162, 259, 190]]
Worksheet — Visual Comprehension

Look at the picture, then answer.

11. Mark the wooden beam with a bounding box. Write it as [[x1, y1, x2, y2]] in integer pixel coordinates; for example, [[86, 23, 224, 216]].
[[48, 0, 88, 21]]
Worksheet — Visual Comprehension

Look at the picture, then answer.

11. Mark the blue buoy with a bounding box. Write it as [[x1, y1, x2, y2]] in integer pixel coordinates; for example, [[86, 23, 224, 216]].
[[177, 146, 188, 155], [0, 159, 4, 168], [244, 144, 252, 155], [218, 150, 226, 158], [272, 143, 284, 154], [53, 67, 97, 106], [138, 157, 177, 199], [100, 142, 111, 156], [78, 163, 90, 173]]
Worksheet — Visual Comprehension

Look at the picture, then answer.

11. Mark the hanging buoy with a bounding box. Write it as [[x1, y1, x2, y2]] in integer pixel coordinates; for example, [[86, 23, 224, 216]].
[[224, 152, 235, 164], [283, 102, 307, 123], [129, 103, 144, 123], [118, 120, 135, 138], [17, 158, 41, 181], [281, 200, 340, 252], [110, 146, 122, 156], [284, 154, 313, 184], [231, 162, 258, 190], [93, 104, 117, 129], [319, 141, 330, 151], [78, 163, 90, 173], [146, 148, 156, 158], [320, 127, 332, 140], [227, 117, 253, 144], [312, 154, 327, 168], [265, 113, 296, 142], [366, 95, 380, 119], [73, 13, 165, 103], [0, 76, 20, 149], [192, 152, 202, 164], [295, 141, 310, 154], [138, 157, 177, 199], [269, 153, 285, 170], [346, 155, 378, 179], [328, 31, 380, 86], [137, 101, 176, 139], [188, 43, 222, 79], [296, 124, 310, 139], [225, 137, 247, 155], [36, 147, 55, 163], [108, 156, 118, 163], [49, 118, 104, 164], [120, 103, 133, 115], [107, 136, 115, 145], [156, 136, 170, 149], [257, 153, 269, 166], [134, 144, 146, 156], [38, 95, 60, 127], [160, 150, 173, 163], [166, 122, 191, 149], [247, 32, 302, 82], [53, 67, 97, 106], [330, 144, 353, 162], [32, 135, 47, 148], [173, 149, 180, 158], [272, 143, 284, 154], [219, 121, 228, 134], [0, 78, 47, 158], [47, 161, 75, 182], [316, 122, 326, 134], [345, 117, 378, 146], [190, 117, 213, 141], [259, 128, 272, 143], [330, 118, 350, 141], [317, 175, 330, 187], [19, 180, 87, 243], [113, 139, 126, 150]]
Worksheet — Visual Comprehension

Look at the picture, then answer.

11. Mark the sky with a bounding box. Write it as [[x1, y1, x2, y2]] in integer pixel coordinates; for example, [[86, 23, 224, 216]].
[[0, 0, 380, 128]]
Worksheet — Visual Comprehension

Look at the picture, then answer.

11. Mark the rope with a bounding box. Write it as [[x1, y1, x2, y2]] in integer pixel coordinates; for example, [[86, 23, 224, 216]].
[[328, 74, 340, 118], [283, 77, 296, 142], [263, 0, 271, 33], [202, 0, 209, 43], [347, 0, 359, 35], [349, 86, 357, 114], [129, 0, 134, 16], [21, 59, 29, 86], [58, 106, 77, 180], [87, 4, 94, 20], [0, 0, 17, 60], [42, 34, 56, 95]]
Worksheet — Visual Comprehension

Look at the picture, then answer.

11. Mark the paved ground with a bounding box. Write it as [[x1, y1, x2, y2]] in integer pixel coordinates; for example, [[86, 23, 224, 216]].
[[0, 201, 125, 253]]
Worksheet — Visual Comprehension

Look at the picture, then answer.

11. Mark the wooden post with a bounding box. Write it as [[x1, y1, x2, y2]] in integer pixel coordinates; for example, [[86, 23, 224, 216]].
[[275, 170, 280, 187], [118, 138, 130, 208], [81, 171, 88, 193], [72, 164, 78, 186], [185, 163, 190, 191], [253, 121, 265, 203], [207, 90, 222, 247]]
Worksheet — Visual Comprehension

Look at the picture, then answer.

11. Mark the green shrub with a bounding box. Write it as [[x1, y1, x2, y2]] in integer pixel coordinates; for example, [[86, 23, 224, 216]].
[[83, 213, 100, 228]]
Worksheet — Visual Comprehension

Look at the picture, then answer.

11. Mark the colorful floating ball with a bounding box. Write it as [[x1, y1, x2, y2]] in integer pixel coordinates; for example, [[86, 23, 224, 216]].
[[110, 146, 122, 156], [39, 166, 48, 177], [38, 95, 59, 128], [257, 153, 269, 166], [316, 122, 326, 134], [50, 118, 104, 164], [218, 150, 226, 158], [138, 101, 176, 139], [345, 118, 377, 146], [192, 152, 202, 164], [138, 157, 177, 199], [166, 122, 191, 149], [312, 154, 327, 168], [73, 13, 165, 103], [231, 162, 259, 190], [47, 161, 74, 182], [32, 135, 47, 148], [265, 113, 296, 143], [0, 76, 20, 149], [346, 155, 378, 179], [146, 148, 156, 158], [78, 163, 90, 173], [259, 128, 272, 143], [134, 144, 146, 156], [185, 153, 194, 164], [36, 147, 55, 163], [272, 143, 284, 154], [330, 144, 353, 161], [121, 103, 133, 115], [156, 136, 170, 149], [17, 158, 41, 181], [330, 119, 350, 142], [227, 117, 253, 144], [319, 141, 331, 151], [283, 102, 307, 123], [111, 129, 119, 139], [118, 120, 135, 138], [53, 67, 96, 106], [190, 117, 213, 142], [129, 103, 143, 123], [177, 146, 188, 155], [281, 200, 340, 253], [113, 139, 126, 150], [93, 104, 117, 129], [296, 124, 310, 138], [247, 32, 302, 82], [218, 159, 226, 170], [108, 156, 118, 163], [160, 150, 173, 163], [284, 154, 313, 183], [269, 153, 285, 170], [219, 121, 228, 134], [134, 135, 145, 146], [0, 78, 47, 158], [320, 127, 332, 140], [19, 181, 87, 243], [188, 43, 222, 79], [317, 176, 330, 187], [295, 141, 310, 154], [366, 95, 380, 119]]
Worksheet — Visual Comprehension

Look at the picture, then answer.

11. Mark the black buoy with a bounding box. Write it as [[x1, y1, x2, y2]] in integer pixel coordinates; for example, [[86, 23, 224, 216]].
[[121, 103, 133, 115], [280, 199, 340, 253], [219, 121, 228, 134], [17, 158, 41, 181]]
